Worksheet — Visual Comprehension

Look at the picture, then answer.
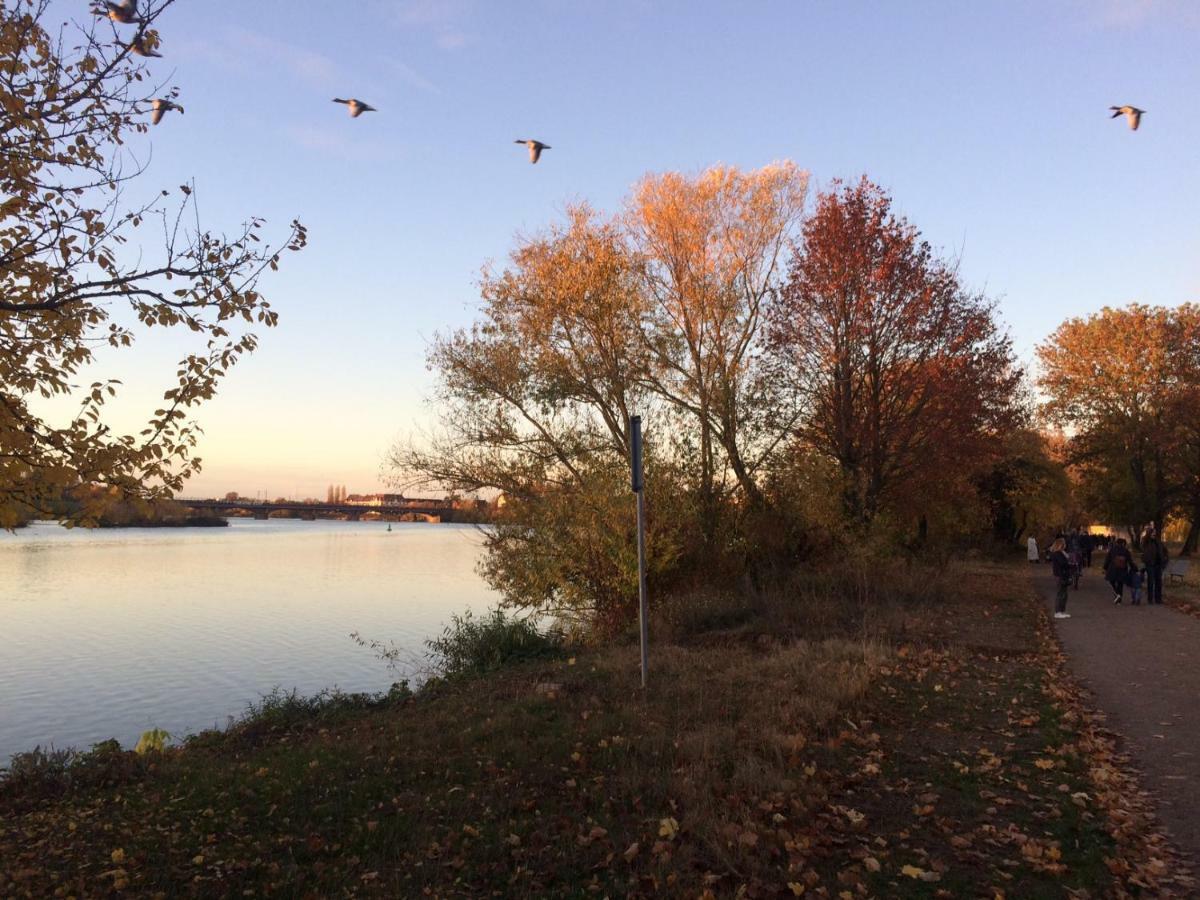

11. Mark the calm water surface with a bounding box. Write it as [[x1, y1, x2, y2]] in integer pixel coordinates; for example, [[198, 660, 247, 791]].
[[0, 519, 497, 764]]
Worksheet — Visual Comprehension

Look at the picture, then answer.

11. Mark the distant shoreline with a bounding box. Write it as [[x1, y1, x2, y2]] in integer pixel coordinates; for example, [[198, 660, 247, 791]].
[[96, 515, 229, 529]]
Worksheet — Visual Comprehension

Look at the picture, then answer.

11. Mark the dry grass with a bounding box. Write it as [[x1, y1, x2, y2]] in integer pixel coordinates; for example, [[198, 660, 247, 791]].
[[590, 637, 885, 876]]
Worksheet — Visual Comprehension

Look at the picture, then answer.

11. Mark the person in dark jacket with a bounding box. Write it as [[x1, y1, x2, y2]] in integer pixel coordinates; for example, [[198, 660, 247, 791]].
[[1142, 528, 1169, 605], [1049, 538, 1072, 619], [1104, 538, 1135, 604]]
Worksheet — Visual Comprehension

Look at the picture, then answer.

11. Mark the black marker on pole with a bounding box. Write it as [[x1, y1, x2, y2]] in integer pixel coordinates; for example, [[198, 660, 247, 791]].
[[631, 416, 648, 688]]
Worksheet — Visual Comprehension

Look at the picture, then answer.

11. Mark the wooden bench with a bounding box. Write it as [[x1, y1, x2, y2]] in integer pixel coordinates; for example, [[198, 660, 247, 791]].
[[1168, 559, 1191, 584]]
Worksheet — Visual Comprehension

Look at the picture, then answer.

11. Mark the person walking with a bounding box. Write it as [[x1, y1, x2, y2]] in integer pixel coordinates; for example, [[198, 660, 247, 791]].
[[1027, 535, 1039, 564], [1142, 527, 1169, 605], [1129, 567, 1145, 605], [1104, 537, 1135, 604], [1049, 538, 1072, 619]]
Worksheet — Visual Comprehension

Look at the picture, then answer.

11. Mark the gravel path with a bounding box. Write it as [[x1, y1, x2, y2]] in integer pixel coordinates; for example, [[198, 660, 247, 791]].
[[1032, 562, 1200, 867]]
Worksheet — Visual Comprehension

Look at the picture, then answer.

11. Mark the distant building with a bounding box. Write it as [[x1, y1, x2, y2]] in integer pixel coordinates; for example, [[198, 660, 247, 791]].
[[343, 493, 451, 508]]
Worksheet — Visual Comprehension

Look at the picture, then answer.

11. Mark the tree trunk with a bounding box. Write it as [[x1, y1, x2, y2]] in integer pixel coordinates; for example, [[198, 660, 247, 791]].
[[1183, 501, 1200, 556]]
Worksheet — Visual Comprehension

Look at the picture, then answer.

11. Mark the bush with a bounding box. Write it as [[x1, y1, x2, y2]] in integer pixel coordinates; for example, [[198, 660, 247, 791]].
[[0, 739, 147, 811], [425, 609, 562, 679], [0, 746, 79, 803]]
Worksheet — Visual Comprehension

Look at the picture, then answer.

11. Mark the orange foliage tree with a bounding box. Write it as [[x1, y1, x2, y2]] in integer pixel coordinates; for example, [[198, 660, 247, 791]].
[[768, 178, 1022, 533], [626, 164, 808, 533], [1037, 304, 1200, 543], [394, 165, 809, 631]]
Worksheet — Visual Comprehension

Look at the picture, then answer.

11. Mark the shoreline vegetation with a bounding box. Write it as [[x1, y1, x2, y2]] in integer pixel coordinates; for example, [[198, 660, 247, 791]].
[[1, 559, 1189, 897]]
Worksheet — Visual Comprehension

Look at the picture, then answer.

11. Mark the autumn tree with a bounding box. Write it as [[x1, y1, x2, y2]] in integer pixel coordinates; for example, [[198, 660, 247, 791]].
[[974, 428, 1072, 545], [1037, 304, 1200, 542], [768, 178, 1022, 532], [391, 206, 666, 632], [393, 165, 808, 631], [627, 163, 807, 543], [0, 0, 306, 527]]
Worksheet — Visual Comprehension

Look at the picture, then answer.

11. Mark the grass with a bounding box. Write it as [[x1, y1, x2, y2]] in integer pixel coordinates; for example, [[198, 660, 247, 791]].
[[0, 559, 1181, 897]]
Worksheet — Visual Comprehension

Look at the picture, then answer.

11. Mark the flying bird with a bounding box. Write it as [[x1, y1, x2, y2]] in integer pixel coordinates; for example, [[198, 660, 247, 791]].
[[95, 0, 139, 24], [1110, 105, 1145, 131], [515, 139, 550, 164], [128, 34, 162, 57], [332, 98, 376, 118], [150, 98, 182, 125]]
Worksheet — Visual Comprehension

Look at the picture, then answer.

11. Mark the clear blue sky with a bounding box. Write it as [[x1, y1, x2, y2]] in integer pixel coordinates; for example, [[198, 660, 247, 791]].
[[56, 0, 1200, 498]]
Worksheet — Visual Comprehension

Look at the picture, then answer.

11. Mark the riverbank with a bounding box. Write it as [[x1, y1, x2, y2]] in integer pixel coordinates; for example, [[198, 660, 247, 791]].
[[96, 515, 228, 528], [0, 561, 1189, 896]]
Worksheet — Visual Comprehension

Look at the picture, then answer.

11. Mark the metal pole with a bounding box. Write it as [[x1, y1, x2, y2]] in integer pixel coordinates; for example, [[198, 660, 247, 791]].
[[631, 416, 649, 688]]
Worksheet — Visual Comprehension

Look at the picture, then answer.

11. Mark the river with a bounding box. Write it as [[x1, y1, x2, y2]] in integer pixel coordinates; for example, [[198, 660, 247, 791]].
[[0, 519, 498, 765]]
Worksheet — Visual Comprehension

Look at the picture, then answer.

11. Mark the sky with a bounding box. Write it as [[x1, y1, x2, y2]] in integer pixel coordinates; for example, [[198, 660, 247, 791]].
[[40, 0, 1200, 498]]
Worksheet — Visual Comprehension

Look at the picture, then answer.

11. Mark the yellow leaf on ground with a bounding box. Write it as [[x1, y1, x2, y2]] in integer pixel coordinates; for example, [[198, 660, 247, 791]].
[[901, 864, 925, 879], [659, 816, 679, 839], [787, 882, 805, 896], [110, 848, 125, 864], [1034, 758, 1055, 770]]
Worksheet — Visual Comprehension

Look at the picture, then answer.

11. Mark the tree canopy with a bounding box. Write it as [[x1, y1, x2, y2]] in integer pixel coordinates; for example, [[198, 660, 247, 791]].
[[1037, 304, 1200, 541], [1, 0, 306, 527], [394, 169, 1026, 630], [768, 178, 1023, 528]]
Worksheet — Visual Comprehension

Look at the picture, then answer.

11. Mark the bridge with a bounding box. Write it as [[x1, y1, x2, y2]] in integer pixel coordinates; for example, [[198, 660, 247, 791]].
[[176, 498, 458, 523]]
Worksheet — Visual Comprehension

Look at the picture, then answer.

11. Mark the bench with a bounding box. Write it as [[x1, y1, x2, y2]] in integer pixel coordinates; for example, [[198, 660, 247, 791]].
[[1168, 559, 1191, 584]]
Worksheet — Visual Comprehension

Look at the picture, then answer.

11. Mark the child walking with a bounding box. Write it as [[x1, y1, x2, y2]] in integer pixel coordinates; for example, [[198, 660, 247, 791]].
[[1130, 567, 1145, 606]]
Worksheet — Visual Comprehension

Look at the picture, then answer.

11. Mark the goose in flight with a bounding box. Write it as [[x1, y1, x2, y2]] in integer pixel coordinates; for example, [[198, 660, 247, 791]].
[[151, 98, 182, 125], [515, 139, 551, 164], [128, 33, 162, 57], [1110, 105, 1145, 131], [95, 0, 139, 24], [333, 98, 376, 118]]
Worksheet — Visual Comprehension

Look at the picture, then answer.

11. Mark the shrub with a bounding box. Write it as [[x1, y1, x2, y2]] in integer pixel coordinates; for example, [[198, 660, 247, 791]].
[[0, 739, 147, 811], [0, 746, 79, 803], [425, 609, 562, 679], [134, 729, 171, 755]]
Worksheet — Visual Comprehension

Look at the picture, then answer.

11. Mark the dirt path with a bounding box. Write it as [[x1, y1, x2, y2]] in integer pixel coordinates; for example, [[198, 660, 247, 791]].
[[1033, 562, 1200, 867]]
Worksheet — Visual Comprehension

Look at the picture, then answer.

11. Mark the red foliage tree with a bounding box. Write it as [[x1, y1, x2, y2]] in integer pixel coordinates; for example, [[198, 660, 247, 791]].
[[768, 178, 1022, 529]]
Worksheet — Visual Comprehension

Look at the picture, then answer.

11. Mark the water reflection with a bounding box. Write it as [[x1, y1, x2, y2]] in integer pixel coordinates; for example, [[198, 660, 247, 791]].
[[0, 519, 496, 763]]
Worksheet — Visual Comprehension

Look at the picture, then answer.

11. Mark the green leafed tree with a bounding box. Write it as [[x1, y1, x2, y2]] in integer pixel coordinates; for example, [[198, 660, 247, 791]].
[[0, 0, 306, 527]]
